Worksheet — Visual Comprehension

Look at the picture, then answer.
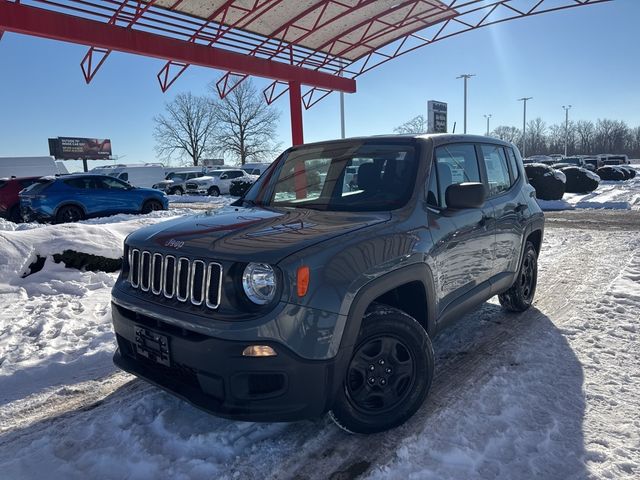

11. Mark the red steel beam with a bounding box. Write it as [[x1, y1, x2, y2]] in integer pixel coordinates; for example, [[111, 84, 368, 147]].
[[0, 1, 356, 93]]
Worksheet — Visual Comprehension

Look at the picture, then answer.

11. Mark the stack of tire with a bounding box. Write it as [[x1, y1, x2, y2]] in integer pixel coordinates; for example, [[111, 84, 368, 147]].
[[596, 165, 633, 181], [524, 163, 566, 200], [558, 166, 600, 193]]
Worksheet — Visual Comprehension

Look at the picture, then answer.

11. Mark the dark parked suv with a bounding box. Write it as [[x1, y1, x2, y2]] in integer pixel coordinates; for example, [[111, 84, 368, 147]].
[[111, 135, 544, 433]]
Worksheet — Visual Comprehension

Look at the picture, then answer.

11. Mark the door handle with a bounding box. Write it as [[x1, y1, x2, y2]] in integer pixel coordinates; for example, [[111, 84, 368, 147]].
[[514, 203, 527, 213]]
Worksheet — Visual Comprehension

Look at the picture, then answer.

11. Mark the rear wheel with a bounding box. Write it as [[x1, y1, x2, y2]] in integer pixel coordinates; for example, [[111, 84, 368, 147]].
[[142, 199, 164, 214], [329, 304, 434, 434], [55, 205, 84, 224], [498, 241, 538, 312], [208, 186, 220, 197]]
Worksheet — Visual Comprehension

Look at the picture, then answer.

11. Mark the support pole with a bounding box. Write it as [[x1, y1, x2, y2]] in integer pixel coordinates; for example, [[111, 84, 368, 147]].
[[457, 74, 474, 134], [83, 159, 88, 172], [289, 80, 304, 146], [518, 97, 532, 158]]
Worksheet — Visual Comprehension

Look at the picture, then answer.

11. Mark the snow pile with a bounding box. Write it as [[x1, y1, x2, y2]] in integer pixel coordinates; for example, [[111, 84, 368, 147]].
[[0, 209, 203, 406]]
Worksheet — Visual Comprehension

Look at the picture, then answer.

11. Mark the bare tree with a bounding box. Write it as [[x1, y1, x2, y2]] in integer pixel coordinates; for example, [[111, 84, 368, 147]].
[[209, 78, 280, 165], [153, 92, 217, 166], [394, 115, 427, 134], [575, 120, 595, 154], [491, 125, 521, 143], [526, 118, 547, 155]]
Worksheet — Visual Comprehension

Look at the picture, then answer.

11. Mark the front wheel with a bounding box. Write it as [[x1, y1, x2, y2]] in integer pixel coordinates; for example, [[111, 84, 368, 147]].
[[208, 186, 220, 197], [498, 241, 538, 312], [142, 199, 164, 214], [329, 304, 434, 434], [169, 187, 183, 196]]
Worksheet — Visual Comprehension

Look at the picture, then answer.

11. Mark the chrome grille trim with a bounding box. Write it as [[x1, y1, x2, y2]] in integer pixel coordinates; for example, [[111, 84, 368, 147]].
[[163, 255, 176, 299], [151, 253, 164, 295], [205, 262, 223, 309], [140, 251, 151, 292], [189, 260, 206, 306], [175, 257, 191, 302], [130, 249, 140, 287], [127, 250, 222, 309]]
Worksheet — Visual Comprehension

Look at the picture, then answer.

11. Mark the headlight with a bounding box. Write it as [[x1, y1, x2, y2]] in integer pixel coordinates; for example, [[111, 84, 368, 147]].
[[242, 263, 277, 305]]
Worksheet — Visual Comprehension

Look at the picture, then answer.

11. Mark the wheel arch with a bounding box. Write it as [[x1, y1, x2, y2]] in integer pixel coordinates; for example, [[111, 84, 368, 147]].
[[54, 201, 87, 217], [340, 264, 437, 353]]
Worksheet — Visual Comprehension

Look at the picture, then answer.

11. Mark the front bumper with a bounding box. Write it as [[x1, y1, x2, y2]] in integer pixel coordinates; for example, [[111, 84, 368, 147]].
[[112, 302, 349, 421]]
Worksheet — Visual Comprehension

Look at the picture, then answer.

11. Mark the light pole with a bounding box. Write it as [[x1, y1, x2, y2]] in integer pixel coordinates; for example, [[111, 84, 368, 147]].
[[457, 74, 475, 134], [562, 105, 572, 157], [518, 97, 533, 158], [484, 114, 492, 136]]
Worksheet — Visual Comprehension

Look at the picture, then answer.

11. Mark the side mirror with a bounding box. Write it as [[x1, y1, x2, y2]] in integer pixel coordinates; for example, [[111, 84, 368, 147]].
[[445, 182, 486, 209]]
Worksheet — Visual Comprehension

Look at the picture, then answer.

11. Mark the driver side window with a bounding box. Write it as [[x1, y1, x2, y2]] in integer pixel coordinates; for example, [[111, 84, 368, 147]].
[[433, 144, 481, 208]]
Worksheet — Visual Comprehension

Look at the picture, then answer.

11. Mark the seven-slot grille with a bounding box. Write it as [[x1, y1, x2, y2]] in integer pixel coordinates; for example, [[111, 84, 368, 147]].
[[128, 249, 222, 309], [185, 182, 200, 190]]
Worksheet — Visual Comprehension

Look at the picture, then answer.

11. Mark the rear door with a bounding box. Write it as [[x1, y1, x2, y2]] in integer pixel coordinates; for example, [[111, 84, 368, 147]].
[[479, 144, 527, 280], [427, 143, 495, 314]]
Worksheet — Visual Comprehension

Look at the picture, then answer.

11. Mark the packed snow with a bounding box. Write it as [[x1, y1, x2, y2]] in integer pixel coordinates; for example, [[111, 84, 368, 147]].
[[0, 196, 639, 479]]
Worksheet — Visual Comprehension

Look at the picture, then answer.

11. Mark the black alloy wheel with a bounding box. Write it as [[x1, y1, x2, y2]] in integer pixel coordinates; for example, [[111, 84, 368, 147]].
[[498, 241, 538, 312], [142, 200, 163, 213], [330, 304, 434, 434], [56, 205, 84, 224], [346, 335, 415, 414]]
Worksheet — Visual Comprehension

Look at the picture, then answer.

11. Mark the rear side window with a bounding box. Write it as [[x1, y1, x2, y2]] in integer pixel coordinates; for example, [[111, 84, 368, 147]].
[[481, 144, 511, 196], [434, 144, 481, 208], [64, 177, 96, 189], [505, 148, 520, 183]]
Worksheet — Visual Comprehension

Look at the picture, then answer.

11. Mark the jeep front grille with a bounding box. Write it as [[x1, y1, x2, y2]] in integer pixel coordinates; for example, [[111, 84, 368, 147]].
[[185, 182, 199, 190], [128, 249, 222, 309]]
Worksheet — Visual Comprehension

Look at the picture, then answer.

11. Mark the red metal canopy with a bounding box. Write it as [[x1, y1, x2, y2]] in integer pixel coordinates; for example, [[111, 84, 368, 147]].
[[0, 0, 612, 145]]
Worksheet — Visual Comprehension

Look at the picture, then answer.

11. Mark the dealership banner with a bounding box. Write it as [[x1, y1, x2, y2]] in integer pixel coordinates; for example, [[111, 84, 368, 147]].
[[48, 137, 112, 160]]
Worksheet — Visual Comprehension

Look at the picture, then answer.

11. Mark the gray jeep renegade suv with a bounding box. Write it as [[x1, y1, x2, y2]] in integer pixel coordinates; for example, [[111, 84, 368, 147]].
[[111, 134, 544, 434]]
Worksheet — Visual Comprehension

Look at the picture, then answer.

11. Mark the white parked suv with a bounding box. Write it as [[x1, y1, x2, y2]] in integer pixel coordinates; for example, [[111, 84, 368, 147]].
[[185, 169, 257, 196]]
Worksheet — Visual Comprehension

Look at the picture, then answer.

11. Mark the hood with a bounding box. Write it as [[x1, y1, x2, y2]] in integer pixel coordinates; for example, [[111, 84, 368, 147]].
[[190, 176, 214, 183], [156, 179, 175, 186], [126, 206, 390, 264]]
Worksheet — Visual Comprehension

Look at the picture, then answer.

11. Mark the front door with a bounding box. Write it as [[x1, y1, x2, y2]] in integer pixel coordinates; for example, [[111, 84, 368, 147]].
[[427, 143, 495, 315]]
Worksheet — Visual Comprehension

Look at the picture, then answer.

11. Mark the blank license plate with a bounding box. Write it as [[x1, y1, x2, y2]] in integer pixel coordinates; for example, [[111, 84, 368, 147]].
[[134, 326, 170, 367]]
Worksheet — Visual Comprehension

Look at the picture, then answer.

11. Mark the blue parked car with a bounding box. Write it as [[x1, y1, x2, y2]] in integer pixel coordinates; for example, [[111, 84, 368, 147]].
[[20, 174, 169, 223]]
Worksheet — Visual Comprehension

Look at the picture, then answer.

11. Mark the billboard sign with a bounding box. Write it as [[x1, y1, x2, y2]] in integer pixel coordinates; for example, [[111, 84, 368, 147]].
[[48, 137, 112, 160], [427, 101, 447, 133]]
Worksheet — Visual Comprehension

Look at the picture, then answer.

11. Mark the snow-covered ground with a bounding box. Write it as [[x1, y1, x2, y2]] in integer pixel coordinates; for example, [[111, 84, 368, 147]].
[[1, 200, 639, 479], [537, 166, 640, 211]]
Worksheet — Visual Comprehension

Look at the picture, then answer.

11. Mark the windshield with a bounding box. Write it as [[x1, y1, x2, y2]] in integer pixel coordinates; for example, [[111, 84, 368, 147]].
[[244, 142, 418, 211]]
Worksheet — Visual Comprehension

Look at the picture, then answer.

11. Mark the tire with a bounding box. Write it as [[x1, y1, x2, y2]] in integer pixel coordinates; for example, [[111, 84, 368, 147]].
[[208, 186, 220, 197], [55, 205, 84, 224], [8, 205, 22, 223], [142, 199, 164, 214], [498, 241, 538, 312], [329, 304, 434, 434], [169, 187, 183, 195]]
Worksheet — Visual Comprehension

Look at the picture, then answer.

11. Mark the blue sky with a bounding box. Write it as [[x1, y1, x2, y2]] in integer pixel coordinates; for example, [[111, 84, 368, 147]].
[[0, 0, 637, 171]]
